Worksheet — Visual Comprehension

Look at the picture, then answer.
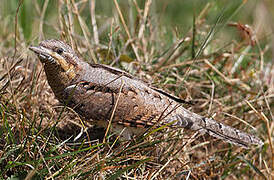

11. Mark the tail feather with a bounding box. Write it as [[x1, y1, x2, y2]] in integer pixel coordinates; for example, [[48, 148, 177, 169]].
[[172, 113, 263, 148], [201, 117, 263, 148]]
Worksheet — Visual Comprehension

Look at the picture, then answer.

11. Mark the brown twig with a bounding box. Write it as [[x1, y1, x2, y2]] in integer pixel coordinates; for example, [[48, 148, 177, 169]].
[[12, 0, 24, 62], [113, 0, 141, 61]]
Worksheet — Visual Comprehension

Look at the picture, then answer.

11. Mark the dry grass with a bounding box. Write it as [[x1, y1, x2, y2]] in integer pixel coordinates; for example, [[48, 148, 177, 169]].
[[0, 0, 273, 179]]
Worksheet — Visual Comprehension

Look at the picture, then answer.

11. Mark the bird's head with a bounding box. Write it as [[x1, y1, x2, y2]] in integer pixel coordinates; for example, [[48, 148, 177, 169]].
[[29, 39, 83, 99], [29, 39, 82, 80]]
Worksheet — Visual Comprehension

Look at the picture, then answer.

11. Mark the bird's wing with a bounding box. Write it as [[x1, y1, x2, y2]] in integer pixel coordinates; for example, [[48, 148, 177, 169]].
[[88, 63, 192, 105], [63, 80, 169, 128]]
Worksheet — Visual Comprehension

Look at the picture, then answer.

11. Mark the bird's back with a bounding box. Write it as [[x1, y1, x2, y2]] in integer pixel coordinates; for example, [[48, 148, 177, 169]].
[[66, 63, 189, 128]]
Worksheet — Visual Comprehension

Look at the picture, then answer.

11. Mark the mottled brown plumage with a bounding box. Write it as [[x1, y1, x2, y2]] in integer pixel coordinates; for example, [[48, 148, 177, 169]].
[[29, 39, 263, 148]]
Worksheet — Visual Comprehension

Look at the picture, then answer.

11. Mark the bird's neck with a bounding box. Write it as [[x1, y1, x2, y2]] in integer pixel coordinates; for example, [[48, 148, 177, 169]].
[[43, 63, 74, 101]]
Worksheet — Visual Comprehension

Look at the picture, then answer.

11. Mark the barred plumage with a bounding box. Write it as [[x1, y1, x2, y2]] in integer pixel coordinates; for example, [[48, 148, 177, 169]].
[[29, 39, 263, 148]]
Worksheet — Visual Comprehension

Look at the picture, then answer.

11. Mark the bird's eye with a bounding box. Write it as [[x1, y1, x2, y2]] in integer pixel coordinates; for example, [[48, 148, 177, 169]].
[[56, 48, 64, 55]]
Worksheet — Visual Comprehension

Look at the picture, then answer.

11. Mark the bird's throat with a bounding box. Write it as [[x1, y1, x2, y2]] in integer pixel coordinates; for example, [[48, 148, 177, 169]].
[[43, 63, 74, 101]]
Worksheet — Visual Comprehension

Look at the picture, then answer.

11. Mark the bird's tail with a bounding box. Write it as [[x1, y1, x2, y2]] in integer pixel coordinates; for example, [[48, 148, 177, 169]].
[[170, 110, 263, 148]]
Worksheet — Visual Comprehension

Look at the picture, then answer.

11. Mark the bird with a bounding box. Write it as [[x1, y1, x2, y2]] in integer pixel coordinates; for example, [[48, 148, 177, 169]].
[[29, 39, 263, 148]]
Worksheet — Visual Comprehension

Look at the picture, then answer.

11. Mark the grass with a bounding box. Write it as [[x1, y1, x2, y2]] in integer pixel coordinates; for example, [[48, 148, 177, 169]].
[[0, 0, 273, 179]]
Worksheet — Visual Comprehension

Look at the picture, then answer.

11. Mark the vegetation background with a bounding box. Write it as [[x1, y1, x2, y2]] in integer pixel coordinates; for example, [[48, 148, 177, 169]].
[[0, 0, 273, 179]]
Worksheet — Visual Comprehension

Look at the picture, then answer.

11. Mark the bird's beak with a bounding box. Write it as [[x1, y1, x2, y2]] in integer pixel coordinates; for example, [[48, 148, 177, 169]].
[[29, 45, 45, 54], [29, 45, 55, 64]]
